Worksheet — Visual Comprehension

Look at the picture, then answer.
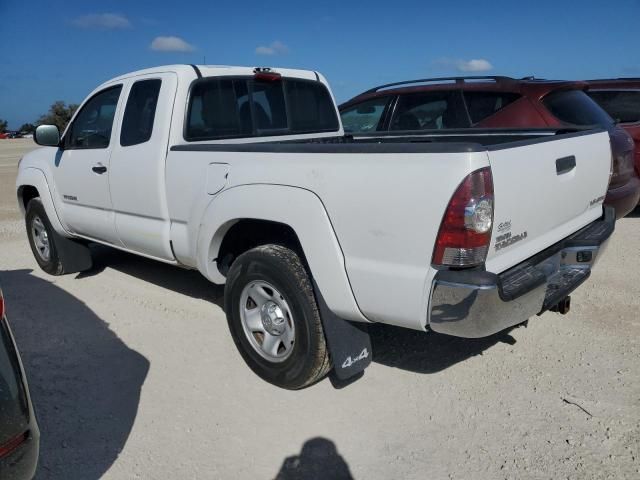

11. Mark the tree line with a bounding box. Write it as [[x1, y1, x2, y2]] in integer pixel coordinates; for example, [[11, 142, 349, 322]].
[[0, 101, 79, 134]]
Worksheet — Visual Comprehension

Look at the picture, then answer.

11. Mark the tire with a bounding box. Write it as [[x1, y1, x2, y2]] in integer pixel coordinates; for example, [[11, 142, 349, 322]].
[[25, 197, 64, 275], [224, 244, 331, 389]]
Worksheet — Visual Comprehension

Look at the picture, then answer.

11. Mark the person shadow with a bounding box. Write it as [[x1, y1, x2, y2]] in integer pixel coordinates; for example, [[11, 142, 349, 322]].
[[0, 269, 149, 480], [275, 437, 353, 480]]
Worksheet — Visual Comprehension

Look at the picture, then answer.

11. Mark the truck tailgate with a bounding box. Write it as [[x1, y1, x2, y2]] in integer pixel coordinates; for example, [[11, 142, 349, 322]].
[[485, 130, 611, 274]]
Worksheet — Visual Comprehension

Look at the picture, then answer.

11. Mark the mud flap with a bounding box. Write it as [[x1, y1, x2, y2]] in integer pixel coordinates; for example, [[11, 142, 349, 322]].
[[312, 280, 372, 380], [53, 230, 93, 274]]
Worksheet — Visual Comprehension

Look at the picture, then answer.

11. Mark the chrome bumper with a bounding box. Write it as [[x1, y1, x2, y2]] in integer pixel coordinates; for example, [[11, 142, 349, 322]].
[[428, 206, 615, 338]]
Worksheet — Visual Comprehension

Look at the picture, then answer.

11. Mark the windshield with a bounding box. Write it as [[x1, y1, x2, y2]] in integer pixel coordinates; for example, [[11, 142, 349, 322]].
[[543, 89, 614, 126]]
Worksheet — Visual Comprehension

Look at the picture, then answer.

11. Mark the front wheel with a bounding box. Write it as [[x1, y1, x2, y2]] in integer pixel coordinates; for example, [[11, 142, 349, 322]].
[[25, 198, 64, 275], [224, 244, 331, 389]]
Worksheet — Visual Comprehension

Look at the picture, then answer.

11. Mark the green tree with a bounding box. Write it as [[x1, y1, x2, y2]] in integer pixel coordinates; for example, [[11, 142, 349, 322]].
[[19, 123, 36, 134], [0, 119, 7, 133], [37, 101, 79, 132]]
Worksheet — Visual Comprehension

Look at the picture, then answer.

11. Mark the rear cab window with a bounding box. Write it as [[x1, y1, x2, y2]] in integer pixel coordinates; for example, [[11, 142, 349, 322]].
[[543, 89, 613, 126], [587, 90, 640, 124], [185, 76, 339, 141]]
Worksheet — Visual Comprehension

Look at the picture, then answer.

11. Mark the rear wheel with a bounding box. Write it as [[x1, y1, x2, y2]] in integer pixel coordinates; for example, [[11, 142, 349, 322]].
[[224, 244, 331, 389], [25, 198, 64, 275]]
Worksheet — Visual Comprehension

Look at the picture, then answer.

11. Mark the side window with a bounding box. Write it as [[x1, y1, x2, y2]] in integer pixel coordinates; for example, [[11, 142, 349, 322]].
[[187, 78, 251, 140], [67, 85, 122, 149], [340, 97, 390, 133], [120, 79, 162, 147], [588, 90, 640, 124], [543, 89, 613, 126], [390, 92, 468, 131], [463, 91, 521, 124]]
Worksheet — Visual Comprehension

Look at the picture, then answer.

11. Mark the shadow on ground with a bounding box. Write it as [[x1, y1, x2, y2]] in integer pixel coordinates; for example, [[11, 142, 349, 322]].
[[81, 244, 224, 307], [80, 246, 520, 377], [0, 269, 149, 480], [275, 437, 353, 480], [625, 205, 640, 218], [369, 322, 519, 374]]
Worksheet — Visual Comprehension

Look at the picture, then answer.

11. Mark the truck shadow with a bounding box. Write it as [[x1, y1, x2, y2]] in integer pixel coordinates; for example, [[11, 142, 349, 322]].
[[82, 246, 519, 376], [0, 269, 149, 480], [369, 323, 519, 374], [80, 244, 225, 308]]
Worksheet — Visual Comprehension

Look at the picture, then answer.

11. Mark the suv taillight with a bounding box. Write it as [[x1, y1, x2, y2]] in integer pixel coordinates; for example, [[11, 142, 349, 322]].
[[432, 167, 494, 267]]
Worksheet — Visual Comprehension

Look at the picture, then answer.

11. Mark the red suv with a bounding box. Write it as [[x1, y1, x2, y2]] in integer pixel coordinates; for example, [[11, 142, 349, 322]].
[[340, 76, 640, 218], [586, 79, 640, 179]]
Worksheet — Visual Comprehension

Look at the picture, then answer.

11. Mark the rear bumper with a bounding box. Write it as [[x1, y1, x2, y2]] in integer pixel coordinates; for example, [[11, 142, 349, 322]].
[[428, 206, 615, 338], [605, 174, 640, 218]]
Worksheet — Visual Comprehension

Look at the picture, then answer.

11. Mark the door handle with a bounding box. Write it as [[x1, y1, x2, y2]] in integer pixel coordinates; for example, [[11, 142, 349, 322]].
[[92, 165, 108, 174], [556, 155, 576, 175]]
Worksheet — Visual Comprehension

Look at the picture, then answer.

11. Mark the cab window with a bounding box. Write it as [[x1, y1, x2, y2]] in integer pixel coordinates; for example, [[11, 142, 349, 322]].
[[67, 86, 122, 149], [120, 80, 162, 147]]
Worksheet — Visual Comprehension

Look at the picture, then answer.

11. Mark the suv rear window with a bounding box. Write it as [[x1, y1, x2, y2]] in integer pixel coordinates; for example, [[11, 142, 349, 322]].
[[463, 91, 521, 124], [186, 77, 339, 141], [543, 89, 613, 126], [587, 90, 640, 124]]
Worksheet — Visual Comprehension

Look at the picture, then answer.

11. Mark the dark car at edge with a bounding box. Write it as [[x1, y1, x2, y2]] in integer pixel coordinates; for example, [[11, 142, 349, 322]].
[[0, 288, 39, 479]]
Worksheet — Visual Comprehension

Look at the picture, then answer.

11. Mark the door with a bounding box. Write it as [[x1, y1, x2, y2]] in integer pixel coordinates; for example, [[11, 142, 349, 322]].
[[53, 84, 123, 244], [109, 72, 178, 260]]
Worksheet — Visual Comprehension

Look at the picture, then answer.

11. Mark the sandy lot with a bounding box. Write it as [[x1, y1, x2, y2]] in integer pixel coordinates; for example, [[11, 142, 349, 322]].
[[0, 138, 638, 479]]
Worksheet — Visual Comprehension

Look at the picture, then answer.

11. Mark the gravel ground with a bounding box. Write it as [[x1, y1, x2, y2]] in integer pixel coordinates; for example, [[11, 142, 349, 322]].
[[1, 138, 638, 479]]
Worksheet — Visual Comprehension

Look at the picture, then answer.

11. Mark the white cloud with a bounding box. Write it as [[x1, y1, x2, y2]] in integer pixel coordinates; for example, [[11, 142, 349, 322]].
[[150, 36, 195, 52], [456, 59, 493, 72], [255, 41, 289, 56], [72, 13, 131, 30], [434, 58, 494, 73]]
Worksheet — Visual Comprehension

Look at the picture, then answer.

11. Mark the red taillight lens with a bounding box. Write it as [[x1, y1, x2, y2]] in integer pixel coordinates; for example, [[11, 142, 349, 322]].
[[0, 431, 28, 459], [432, 167, 494, 267]]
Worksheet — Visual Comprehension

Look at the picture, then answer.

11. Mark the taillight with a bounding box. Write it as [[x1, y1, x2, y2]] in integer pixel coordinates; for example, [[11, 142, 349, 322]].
[[0, 289, 4, 318], [432, 167, 494, 267], [0, 431, 28, 459]]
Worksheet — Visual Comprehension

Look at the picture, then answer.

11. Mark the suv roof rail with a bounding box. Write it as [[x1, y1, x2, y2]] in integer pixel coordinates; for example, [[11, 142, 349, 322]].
[[363, 76, 519, 93]]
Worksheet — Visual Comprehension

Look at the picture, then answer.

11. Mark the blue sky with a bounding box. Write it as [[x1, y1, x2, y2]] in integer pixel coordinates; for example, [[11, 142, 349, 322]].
[[1, 0, 639, 128]]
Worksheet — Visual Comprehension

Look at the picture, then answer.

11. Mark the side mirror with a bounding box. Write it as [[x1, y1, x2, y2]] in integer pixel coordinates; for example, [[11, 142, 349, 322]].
[[34, 125, 60, 147]]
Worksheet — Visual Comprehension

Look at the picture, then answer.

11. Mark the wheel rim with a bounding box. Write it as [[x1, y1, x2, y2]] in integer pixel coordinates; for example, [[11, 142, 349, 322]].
[[31, 216, 51, 262], [239, 280, 295, 362]]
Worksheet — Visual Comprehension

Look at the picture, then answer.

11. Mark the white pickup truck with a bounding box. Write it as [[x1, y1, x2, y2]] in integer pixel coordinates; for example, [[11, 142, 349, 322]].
[[17, 65, 615, 389]]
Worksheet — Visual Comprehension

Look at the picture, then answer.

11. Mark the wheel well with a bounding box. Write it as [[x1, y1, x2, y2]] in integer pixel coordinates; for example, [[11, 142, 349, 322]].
[[18, 185, 39, 211], [216, 219, 306, 276]]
